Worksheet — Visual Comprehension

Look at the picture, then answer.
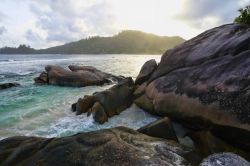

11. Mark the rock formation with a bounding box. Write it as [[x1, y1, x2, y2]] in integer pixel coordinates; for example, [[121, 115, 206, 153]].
[[135, 59, 157, 85], [34, 65, 124, 87], [72, 77, 135, 124], [0, 127, 192, 166], [133, 23, 250, 162], [2, 23, 250, 165], [137, 117, 178, 141], [0, 82, 20, 90], [200, 152, 250, 166], [134, 23, 250, 147]]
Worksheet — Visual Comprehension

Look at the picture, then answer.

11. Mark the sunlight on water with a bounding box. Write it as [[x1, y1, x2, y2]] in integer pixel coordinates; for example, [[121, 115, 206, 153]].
[[0, 54, 161, 139]]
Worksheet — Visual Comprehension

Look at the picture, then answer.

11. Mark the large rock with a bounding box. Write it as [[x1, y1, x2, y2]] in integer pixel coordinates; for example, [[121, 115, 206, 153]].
[[0, 82, 20, 90], [135, 59, 157, 85], [0, 127, 191, 166], [72, 77, 135, 123], [75, 95, 95, 115], [34, 71, 48, 84], [134, 24, 250, 153], [200, 152, 250, 166], [34, 65, 122, 87], [187, 131, 250, 160], [91, 102, 108, 124], [137, 117, 178, 142], [134, 25, 250, 126]]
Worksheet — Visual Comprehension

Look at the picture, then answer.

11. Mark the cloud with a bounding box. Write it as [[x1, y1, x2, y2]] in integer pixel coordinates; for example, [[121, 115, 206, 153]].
[[1, 0, 249, 48], [25, 29, 42, 41], [174, 0, 249, 29], [29, 0, 117, 45], [0, 11, 7, 22], [0, 26, 7, 35]]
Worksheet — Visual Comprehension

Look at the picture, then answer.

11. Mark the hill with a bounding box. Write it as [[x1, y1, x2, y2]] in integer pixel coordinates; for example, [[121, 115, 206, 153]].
[[0, 45, 35, 54], [0, 30, 185, 54]]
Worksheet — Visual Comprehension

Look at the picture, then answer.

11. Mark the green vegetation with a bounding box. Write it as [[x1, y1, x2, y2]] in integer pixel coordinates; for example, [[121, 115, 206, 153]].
[[0, 30, 185, 54], [0, 45, 35, 54], [234, 5, 250, 24], [38, 30, 184, 54]]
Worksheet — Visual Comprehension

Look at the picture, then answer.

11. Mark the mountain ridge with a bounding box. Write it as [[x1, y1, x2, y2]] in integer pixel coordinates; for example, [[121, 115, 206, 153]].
[[0, 30, 185, 54]]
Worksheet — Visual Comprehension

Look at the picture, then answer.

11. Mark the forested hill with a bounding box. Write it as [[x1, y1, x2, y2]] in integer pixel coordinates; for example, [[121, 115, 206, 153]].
[[0, 30, 185, 54]]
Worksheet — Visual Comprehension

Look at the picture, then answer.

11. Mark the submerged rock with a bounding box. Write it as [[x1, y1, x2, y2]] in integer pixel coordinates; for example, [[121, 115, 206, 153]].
[[200, 152, 250, 166], [72, 77, 135, 124], [34, 65, 123, 87], [0, 82, 20, 90], [0, 127, 191, 166]]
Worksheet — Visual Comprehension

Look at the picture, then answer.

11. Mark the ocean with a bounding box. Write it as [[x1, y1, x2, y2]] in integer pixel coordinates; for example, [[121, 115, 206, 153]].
[[0, 54, 160, 140]]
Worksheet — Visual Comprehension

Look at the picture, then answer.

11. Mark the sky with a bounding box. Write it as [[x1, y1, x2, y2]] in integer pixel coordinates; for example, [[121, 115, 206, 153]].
[[0, 0, 249, 48]]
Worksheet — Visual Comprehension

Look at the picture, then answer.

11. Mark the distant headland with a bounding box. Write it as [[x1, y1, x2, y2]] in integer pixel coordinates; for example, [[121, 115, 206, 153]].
[[0, 30, 185, 54]]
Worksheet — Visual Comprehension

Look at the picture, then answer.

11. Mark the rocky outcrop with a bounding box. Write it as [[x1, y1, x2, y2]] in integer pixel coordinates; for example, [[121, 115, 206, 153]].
[[132, 24, 250, 161], [137, 118, 250, 161], [134, 23, 250, 140], [187, 130, 250, 160], [0, 82, 20, 90], [0, 127, 191, 166], [3, 23, 249, 165], [34, 65, 123, 87], [72, 77, 135, 124], [135, 59, 157, 85], [200, 152, 250, 166], [137, 117, 178, 142]]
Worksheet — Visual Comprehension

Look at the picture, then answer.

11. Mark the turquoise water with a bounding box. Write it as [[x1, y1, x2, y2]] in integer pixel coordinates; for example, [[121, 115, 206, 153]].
[[0, 54, 160, 139]]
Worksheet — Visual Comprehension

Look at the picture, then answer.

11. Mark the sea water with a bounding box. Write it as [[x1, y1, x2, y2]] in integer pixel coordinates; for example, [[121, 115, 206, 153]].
[[0, 54, 160, 139]]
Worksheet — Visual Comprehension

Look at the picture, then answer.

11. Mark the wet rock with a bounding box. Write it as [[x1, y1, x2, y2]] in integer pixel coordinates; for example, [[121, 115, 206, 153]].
[[75, 95, 95, 115], [0, 82, 20, 90], [68, 65, 98, 72], [72, 77, 135, 124], [135, 59, 157, 85], [34, 71, 48, 84], [94, 77, 134, 117], [34, 65, 122, 87], [200, 152, 250, 166], [71, 103, 77, 112], [137, 117, 178, 142], [91, 102, 108, 124], [0, 127, 191, 166]]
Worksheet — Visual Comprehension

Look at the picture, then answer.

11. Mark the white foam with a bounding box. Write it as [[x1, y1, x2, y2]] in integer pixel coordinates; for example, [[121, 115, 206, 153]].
[[0, 54, 161, 139], [27, 104, 158, 138]]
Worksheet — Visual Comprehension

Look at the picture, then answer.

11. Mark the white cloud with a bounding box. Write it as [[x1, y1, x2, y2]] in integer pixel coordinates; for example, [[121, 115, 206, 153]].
[[0, 11, 7, 35], [0, 26, 7, 35], [28, 0, 117, 47], [0, 0, 249, 48], [174, 0, 249, 30]]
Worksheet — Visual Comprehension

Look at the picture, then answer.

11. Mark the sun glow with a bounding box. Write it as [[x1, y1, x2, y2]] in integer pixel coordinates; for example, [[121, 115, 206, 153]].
[[0, 0, 244, 48], [108, 0, 199, 39]]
